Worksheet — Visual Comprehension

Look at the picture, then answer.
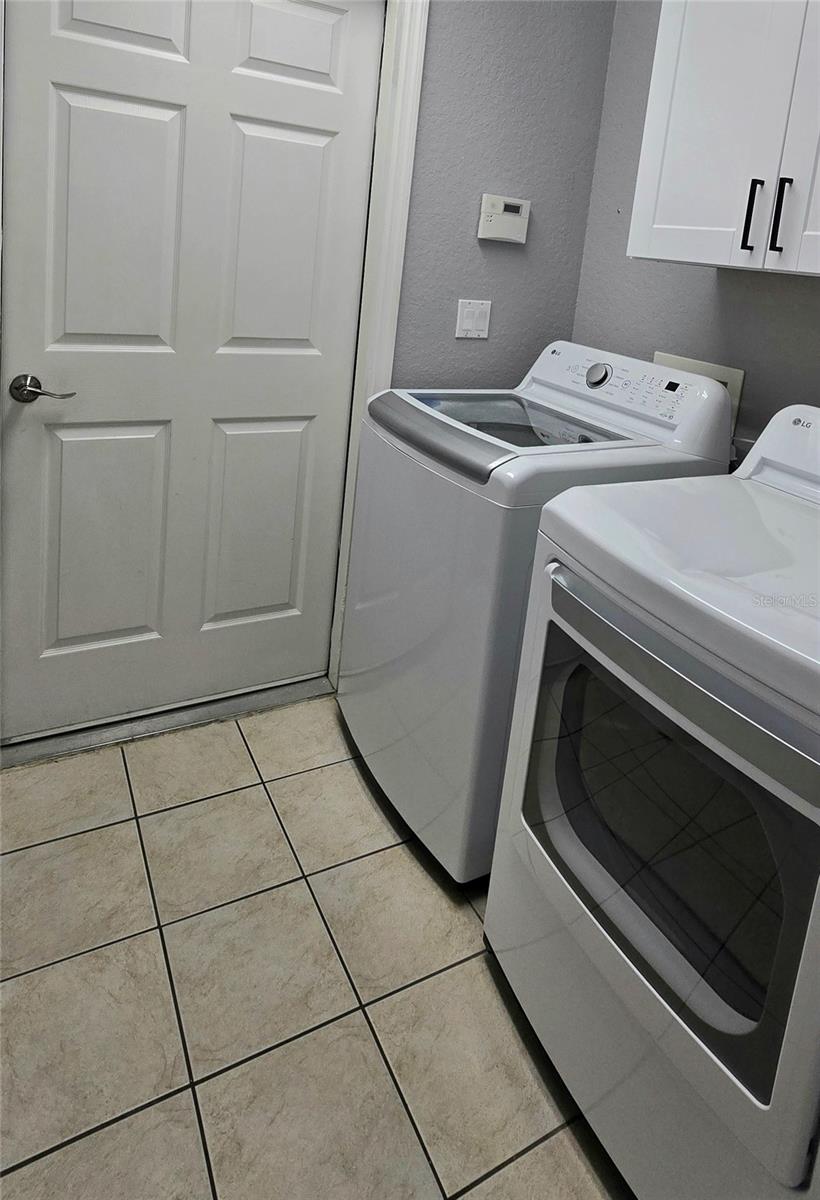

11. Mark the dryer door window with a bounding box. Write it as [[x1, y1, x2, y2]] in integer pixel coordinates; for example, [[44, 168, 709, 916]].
[[522, 623, 820, 1104]]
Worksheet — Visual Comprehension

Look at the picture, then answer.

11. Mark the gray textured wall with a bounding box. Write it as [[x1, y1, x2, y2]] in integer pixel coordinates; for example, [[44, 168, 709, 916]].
[[391, 0, 615, 389], [572, 1, 820, 447]]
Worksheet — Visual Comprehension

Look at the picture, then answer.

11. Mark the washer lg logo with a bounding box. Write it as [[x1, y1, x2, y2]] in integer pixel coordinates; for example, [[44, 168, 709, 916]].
[[792, 416, 813, 429]]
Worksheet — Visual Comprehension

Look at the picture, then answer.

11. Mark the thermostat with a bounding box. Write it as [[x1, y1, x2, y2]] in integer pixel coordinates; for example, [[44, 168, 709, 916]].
[[477, 193, 530, 243]]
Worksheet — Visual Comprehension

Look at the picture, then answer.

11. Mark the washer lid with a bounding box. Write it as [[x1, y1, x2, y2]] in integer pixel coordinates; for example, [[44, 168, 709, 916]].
[[407, 391, 625, 449], [541, 407, 820, 717]]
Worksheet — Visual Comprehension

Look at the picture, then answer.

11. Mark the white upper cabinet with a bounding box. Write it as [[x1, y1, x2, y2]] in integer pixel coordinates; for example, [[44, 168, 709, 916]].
[[628, 0, 819, 275], [766, 1, 820, 272]]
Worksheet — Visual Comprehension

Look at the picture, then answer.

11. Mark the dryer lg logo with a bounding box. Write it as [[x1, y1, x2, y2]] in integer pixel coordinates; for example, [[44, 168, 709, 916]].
[[792, 417, 813, 429]]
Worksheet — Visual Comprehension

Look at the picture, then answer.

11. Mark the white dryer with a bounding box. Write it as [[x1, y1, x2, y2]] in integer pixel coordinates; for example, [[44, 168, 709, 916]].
[[484, 405, 820, 1198], [337, 341, 731, 882]]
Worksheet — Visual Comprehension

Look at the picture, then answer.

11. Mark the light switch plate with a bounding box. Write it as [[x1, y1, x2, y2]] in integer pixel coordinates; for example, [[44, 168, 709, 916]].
[[653, 351, 744, 432], [456, 299, 491, 339]]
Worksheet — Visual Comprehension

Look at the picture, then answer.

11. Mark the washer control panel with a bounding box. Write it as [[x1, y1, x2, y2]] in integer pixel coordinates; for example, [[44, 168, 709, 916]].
[[568, 354, 693, 425], [518, 340, 731, 462]]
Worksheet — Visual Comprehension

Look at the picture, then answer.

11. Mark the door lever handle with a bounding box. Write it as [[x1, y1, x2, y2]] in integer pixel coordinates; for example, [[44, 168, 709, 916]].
[[9, 375, 77, 404]]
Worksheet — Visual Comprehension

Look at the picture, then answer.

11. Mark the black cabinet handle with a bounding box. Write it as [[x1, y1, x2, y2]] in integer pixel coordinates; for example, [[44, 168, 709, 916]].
[[740, 178, 764, 251], [768, 177, 793, 252]]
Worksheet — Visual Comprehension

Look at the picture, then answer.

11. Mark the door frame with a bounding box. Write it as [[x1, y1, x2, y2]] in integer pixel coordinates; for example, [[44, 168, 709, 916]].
[[0, 0, 428, 724], [327, 0, 429, 687]]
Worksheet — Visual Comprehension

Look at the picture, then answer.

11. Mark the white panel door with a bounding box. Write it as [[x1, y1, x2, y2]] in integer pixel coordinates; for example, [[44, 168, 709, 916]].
[[1, 0, 384, 739], [765, 1, 820, 273], [628, 0, 807, 268]]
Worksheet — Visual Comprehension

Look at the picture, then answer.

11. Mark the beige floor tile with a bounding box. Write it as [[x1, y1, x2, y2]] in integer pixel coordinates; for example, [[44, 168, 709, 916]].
[[239, 698, 352, 781], [270, 759, 404, 873], [369, 955, 570, 1195], [140, 786, 299, 923], [1, 1092, 211, 1200], [311, 844, 483, 1001], [0, 747, 131, 852], [1, 823, 155, 978], [467, 1125, 631, 1200], [165, 882, 355, 1076], [198, 1012, 439, 1200], [126, 722, 257, 814], [0, 932, 185, 1168]]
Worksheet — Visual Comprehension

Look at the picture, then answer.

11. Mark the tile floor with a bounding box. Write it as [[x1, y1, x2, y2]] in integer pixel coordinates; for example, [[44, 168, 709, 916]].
[[0, 696, 632, 1199]]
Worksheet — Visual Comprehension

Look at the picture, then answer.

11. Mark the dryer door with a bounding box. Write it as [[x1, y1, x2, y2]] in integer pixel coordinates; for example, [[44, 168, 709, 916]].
[[517, 562, 820, 1185]]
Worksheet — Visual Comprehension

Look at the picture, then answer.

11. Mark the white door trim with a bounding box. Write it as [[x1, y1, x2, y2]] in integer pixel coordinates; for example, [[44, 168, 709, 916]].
[[328, 0, 429, 687]]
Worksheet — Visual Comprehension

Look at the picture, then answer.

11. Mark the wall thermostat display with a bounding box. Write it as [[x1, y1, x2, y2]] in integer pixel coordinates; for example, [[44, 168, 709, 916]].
[[477, 193, 531, 244]]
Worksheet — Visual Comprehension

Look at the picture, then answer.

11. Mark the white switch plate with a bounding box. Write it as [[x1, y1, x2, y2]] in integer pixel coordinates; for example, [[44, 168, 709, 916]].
[[456, 299, 491, 339], [653, 351, 744, 432]]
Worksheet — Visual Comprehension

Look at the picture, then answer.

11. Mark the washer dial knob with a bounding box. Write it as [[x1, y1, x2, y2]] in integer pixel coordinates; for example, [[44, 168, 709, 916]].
[[585, 362, 612, 389]]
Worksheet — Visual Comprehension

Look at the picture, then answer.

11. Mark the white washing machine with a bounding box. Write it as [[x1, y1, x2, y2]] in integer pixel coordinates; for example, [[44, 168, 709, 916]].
[[337, 341, 731, 882], [484, 404, 820, 1199]]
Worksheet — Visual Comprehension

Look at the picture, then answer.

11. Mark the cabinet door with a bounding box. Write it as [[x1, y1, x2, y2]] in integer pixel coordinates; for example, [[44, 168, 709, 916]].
[[765, 1, 820, 273], [628, 1, 807, 269]]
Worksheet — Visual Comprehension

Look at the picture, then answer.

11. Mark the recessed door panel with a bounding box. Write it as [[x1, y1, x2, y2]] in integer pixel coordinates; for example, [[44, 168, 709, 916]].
[[54, 0, 191, 59], [44, 423, 169, 650], [203, 418, 311, 627], [237, 0, 345, 87], [50, 88, 184, 349], [221, 117, 333, 350]]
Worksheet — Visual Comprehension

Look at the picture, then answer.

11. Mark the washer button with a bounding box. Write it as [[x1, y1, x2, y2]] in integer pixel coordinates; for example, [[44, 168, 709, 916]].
[[586, 362, 611, 388]]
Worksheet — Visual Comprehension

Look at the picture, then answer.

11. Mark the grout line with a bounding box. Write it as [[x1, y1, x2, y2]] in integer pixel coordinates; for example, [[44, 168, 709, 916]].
[[0, 815, 136, 858], [234, 725, 310, 879], [0, 1085, 191, 1178], [160, 876, 301, 928], [358, 1003, 447, 1200], [0, 925, 158, 985], [134, 780, 263, 820], [236, 721, 448, 1200], [258, 752, 357, 788], [235, 726, 365, 1009], [304, 873, 449, 1200], [304, 837, 410, 879], [364, 949, 487, 1009], [448, 1119, 576, 1199], [120, 749, 220, 1200], [193, 1007, 361, 1088]]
